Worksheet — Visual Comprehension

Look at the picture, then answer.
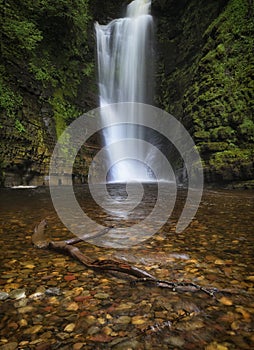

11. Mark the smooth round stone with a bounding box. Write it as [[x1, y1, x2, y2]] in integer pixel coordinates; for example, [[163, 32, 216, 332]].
[[94, 292, 109, 299], [29, 292, 44, 300], [45, 287, 61, 296], [36, 286, 46, 293], [131, 316, 146, 325], [56, 332, 70, 340], [115, 302, 135, 310], [87, 326, 100, 335], [19, 319, 28, 327], [73, 343, 85, 350], [24, 325, 43, 334], [246, 275, 254, 282], [85, 315, 96, 325], [64, 323, 75, 332], [102, 326, 112, 335], [115, 316, 131, 324], [66, 302, 79, 311], [18, 306, 34, 313], [219, 297, 233, 306], [165, 336, 185, 347], [112, 339, 140, 350], [9, 289, 26, 300], [0, 291, 9, 301], [0, 342, 18, 350], [24, 264, 35, 269]]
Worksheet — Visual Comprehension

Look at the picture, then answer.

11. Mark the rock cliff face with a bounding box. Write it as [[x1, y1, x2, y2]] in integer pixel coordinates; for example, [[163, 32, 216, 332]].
[[154, 0, 254, 186], [0, 0, 96, 186], [0, 0, 253, 187]]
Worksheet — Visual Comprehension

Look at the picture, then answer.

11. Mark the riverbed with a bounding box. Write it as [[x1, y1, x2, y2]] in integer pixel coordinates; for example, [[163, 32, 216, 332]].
[[0, 185, 253, 349]]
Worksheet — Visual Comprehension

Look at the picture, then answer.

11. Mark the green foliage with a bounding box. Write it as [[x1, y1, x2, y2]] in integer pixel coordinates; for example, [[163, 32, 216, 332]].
[[82, 62, 95, 78], [0, 72, 25, 132], [210, 148, 253, 167], [2, 19, 43, 51], [0, 71, 22, 118], [0, 0, 93, 140], [183, 0, 254, 181], [14, 119, 26, 133], [29, 56, 58, 87], [50, 90, 81, 138]]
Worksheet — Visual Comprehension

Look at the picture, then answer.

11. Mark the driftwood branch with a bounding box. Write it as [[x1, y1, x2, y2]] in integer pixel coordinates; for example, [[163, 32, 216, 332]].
[[32, 219, 222, 297]]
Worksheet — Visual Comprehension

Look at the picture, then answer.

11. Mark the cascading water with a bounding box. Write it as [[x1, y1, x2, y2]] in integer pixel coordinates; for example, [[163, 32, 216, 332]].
[[95, 0, 154, 182]]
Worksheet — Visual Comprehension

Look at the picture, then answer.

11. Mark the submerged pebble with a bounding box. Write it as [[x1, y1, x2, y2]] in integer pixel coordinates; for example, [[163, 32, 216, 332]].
[[45, 287, 61, 296], [0, 291, 9, 301], [0, 186, 253, 350], [9, 288, 26, 300]]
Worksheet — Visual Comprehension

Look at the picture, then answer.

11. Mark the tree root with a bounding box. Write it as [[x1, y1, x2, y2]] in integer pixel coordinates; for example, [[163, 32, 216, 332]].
[[32, 219, 225, 297]]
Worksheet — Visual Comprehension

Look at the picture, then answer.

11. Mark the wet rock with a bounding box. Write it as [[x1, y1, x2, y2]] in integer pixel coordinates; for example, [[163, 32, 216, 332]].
[[165, 335, 185, 347], [97, 317, 106, 325], [64, 323, 76, 332], [56, 332, 70, 340], [45, 287, 61, 296], [112, 339, 140, 349], [73, 343, 85, 350], [19, 319, 28, 327], [47, 296, 60, 305], [35, 342, 52, 350], [219, 297, 233, 306], [115, 316, 131, 324], [18, 305, 34, 313], [24, 325, 43, 334], [131, 315, 146, 325], [87, 326, 101, 335], [14, 298, 28, 308], [9, 288, 26, 300], [115, 302, 135, 310], [205, 342, 228, 350], [66, 302, 79, 311], [64, 275, 76, 282], [246, 275, 254, 282], [23, 263, 36, 269], [102, 326, 112, 335], [235, 307, 251, 320], [94, 292, 110, 299], [88, 334, 113, 343], [0, 292, 9, 301], [29, 292, 45, 300], [0, 342, 18, 350], [36, 286, 46, 293], [7, 322, 18, 330]]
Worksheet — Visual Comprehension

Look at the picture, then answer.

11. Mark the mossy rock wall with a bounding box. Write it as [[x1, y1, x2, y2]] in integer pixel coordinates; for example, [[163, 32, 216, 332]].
[[154, 0, 254, 185], [0, 0, 97, 186], [184, 0, 254, 184]]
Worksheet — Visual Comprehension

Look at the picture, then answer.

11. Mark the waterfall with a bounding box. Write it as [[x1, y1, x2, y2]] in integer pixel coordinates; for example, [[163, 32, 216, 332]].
[[95, 0, 154, 182]]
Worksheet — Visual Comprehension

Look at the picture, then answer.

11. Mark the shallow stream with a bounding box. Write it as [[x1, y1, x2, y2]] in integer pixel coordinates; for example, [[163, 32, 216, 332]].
[[0, 185, 253, 349]]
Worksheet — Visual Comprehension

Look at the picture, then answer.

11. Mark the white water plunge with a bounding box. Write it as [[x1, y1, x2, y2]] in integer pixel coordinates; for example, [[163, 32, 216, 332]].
[[95, 0, 155, 182]]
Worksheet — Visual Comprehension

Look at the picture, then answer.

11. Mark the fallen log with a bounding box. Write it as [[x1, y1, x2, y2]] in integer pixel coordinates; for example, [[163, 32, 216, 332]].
[[32, 219, 221, 297]]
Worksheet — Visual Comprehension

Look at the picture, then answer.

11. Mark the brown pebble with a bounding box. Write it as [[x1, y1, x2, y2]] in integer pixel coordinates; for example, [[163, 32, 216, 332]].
[[73, 343, 85, 350], [35, 342, 52, 350]]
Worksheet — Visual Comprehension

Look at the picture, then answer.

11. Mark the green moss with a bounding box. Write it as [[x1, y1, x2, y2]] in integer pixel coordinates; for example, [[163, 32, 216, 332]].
[[210, 148, 253, 167], [200, 141, 230, 153], [210, 126, 235, 141], [183, 0, 254, 182], [50, 89, 81, 139], [238, 118, 254, 141], [194, 130, 210, 140]]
